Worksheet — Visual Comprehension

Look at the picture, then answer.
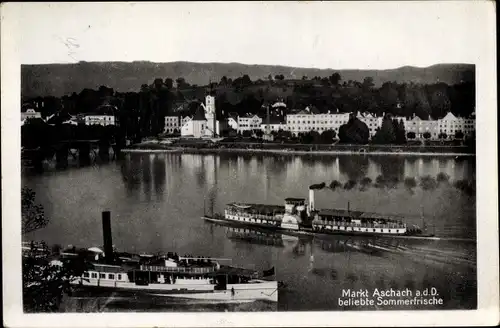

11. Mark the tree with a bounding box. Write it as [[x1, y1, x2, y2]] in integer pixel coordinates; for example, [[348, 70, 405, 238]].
[[320, 129, 337, 143], [392, 119, 406, 144], [241, 130, 252, 138], [455, 130, 464, 139], [407, 131, 416, 139], [22, 187, 48, 234], [175, 77, 189, 89], [274, 74, 285, 81], [338, 114, 370, 144], [362, 76, 375, 89], [329, 72, 341, 86], [22, 188, 89, 312], [253, 129, 264, 138], [423, 132, 432, 140], [372, 117, 396, 144], [219, 76, 228, 86], [438, 132, 447, 139], [164, 78, 174, 89]]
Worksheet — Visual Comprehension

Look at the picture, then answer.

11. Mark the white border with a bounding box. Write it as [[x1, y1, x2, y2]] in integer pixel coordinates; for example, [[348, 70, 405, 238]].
[[2, 2, 498, 327]]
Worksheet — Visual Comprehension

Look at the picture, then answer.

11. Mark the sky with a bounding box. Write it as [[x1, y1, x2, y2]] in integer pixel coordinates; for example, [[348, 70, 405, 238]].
[[6, 2, 495, 69]]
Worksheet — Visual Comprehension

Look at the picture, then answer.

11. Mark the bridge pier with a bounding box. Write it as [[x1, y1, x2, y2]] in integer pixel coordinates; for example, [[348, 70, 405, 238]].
[[55, 146, 69, 169], [33, 151, 45, 172], [98, 141, 110, 161], [78, 143, 91, 166]]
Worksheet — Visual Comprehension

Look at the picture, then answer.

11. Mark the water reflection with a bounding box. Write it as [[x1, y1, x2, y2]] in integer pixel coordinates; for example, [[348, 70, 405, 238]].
[[24, 152, 477, 311]]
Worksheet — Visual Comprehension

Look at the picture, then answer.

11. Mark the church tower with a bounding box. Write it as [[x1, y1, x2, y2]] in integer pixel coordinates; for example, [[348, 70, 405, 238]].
[[205, 94, 217, 137]]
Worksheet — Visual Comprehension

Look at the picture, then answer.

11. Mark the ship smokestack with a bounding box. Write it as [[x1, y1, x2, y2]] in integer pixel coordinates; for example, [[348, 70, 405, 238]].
[[102, 211, 113, 263], [309, 188, 315, 213]]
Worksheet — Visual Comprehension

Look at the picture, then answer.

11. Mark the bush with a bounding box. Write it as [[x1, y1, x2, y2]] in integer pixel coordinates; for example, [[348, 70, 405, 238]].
[[420, 175, 437, 190], [374, 175, 386, 188], [329, 180, 342, 190], [404, 177, 417, 189], [454, 179, 475, 195], [343, 180, 357, 190], [360, 177, 372, 190], [436, 172, 450, 183]]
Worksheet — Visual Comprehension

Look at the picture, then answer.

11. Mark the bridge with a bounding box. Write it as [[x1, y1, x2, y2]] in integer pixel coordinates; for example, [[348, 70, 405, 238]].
[[22, 139, 125, 171]]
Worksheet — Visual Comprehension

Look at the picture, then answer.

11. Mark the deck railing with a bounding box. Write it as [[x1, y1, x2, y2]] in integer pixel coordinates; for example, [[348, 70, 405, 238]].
[[312, 220, 405, 229], [139, 265, 216, 274]]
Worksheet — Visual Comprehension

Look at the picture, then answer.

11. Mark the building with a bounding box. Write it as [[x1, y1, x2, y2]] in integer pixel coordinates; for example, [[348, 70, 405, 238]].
[[21, 108, 42, 121], [180, 107, 207, 138], [237, 114, 263, 133], [227, 113, 239, 131], [84, 105, 117, 126], [84, 113, 116, 126], [181, 115, 192, 126], [164, 115, 180, 134], [260, 117, 287, 133], [437, 112, 475, 139], [180, 95, 222, 138], [202, 95, 220, 137], [404, 115, 439, 139], [356, 112, 383, 138], [286, 109, 350, 136]]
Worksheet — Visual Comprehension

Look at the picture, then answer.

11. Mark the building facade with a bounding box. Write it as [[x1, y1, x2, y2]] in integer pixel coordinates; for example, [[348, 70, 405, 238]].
[[237, 114, 263, 133], [404, 115, 439, 139], [203, 95, 220, 137], [437, 112, 475, 139], [227, 116, 239, 131], [84, 114, 116, 126], [180, 116, 207, 138], [21, 108, 42, 121], [286, 110, 350, 136], [164, 115, 180, 134]]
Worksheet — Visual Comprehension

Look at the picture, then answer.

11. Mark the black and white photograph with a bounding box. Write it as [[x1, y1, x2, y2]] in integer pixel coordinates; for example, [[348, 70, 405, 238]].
[[2, 1, 498, 327]]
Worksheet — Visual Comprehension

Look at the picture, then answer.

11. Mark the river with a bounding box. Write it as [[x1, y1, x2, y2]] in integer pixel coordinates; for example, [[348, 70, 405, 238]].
[[23, 153, 477, 311]]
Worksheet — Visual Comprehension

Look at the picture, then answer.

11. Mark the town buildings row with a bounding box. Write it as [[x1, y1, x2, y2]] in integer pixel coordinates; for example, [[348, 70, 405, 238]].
[[21, 96, 475, 141], [165, 98, 475, 140]]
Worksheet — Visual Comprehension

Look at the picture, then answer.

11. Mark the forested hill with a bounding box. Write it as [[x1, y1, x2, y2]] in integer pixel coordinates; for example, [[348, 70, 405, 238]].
[[21, 61, 474, 98]]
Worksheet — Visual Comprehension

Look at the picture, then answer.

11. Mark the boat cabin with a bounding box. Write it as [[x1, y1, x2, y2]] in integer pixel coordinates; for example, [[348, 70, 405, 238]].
[[224, 203, 285, 226], [312, 209, 407, 234]]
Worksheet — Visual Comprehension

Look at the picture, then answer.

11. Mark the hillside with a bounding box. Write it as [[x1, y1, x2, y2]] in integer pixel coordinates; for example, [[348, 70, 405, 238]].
[[21, 61, 475, 98]]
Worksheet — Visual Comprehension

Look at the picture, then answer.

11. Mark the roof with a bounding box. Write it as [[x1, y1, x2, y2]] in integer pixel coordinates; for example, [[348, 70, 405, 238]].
[[262, 117, 285, 125], [192, 106, 206, 121], [271, 102, 287, 108], [210, 265, 259, 277], [284, 198, 305, 202], [317, 209, 364, 218], [305, 106, 320, 114], [441, 112, 458, 121], [227, 203, 285, 215], [358, 212, 403, 222]]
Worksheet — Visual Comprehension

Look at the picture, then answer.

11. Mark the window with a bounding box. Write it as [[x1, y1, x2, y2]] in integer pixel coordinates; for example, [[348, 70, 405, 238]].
[[99, 273, 105, 279], [91, 273, 98, 278], [83, 272, 89, 278], [108, 274, 115, 280]]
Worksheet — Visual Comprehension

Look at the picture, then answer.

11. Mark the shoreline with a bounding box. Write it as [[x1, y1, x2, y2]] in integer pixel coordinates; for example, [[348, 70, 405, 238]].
[[122, 147, 475, 157]]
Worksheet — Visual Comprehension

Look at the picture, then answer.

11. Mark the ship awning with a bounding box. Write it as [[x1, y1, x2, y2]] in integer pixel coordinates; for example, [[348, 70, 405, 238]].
[[208, 265, 259, 277], [227, 203, 285, 215], [317, 209, 363, 218]]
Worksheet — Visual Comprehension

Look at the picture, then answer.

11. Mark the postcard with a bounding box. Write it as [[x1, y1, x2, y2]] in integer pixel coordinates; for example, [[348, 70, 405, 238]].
[[1, 1, 498, 327]]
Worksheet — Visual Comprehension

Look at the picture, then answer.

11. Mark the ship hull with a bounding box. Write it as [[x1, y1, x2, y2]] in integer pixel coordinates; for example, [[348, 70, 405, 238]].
[[71, 279, 278, 302], [202, 215, 436, 240]]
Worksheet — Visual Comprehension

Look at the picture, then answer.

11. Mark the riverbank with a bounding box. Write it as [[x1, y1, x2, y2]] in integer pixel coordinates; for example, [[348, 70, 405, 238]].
[[123, 143, 475, 157]]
